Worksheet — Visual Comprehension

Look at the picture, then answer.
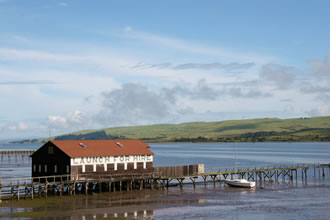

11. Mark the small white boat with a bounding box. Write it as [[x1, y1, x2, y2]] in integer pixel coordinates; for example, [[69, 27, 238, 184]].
[[225, 179, 256, 188]]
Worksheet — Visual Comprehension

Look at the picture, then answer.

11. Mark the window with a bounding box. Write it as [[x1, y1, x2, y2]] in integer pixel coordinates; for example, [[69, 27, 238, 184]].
[[54, 165, 57, 173], [44, 165, 47, 173], [33, 165, 36, 172], [66, 165, 70, 173], [38, 165, 41, 172], [48, 146, 54, 154]]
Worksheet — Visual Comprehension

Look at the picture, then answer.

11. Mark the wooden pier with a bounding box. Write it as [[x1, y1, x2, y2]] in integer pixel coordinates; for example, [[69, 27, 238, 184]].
[[1, 163, 329, 201], [0, 149, 36, 155]]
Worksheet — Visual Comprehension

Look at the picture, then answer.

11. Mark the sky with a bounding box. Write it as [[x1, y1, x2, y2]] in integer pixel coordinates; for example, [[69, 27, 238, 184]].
[[1, 0, 330, 140]]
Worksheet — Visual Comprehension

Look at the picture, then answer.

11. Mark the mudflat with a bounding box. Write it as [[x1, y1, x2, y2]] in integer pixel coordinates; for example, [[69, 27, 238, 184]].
[[1, 181, 330, 219]]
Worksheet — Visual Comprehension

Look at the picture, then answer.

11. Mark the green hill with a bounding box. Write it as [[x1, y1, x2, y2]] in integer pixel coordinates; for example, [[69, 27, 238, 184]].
[[39, 116, 330, 143]]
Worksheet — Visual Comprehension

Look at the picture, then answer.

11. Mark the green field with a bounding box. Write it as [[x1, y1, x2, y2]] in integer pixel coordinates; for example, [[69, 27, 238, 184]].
[[36, 116, 330, 143]]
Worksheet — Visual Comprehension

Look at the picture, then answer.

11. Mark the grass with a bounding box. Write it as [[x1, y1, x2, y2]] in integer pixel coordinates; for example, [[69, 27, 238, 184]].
[[38, 116, 330, 142]]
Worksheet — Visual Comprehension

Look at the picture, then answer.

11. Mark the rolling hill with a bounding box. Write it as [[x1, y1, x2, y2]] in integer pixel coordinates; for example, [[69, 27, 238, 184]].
[[37, 116, 330, 143]]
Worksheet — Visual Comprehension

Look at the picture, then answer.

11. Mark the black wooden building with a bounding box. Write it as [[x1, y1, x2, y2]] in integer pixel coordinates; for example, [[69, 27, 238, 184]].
[[31, 139, 154, 179]]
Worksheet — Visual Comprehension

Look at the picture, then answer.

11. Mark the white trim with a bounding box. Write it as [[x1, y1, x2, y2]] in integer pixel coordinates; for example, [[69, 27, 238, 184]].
[[104, 164, 107, 171], [124, 162, 127, 170], [114, 163, 117, 171], [93, 164, 96, 172], [143, 161, 146, 169], [134, 162, 137, 169], [82, 164, 85, 173]]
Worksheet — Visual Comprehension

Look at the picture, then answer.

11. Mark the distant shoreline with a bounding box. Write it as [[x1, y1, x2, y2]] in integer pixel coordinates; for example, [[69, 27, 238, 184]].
[[8, 140, 330, 145]]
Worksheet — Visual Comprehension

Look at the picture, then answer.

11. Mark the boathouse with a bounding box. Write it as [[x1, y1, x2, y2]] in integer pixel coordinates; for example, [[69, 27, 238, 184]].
[[31, 140, 154, 179]]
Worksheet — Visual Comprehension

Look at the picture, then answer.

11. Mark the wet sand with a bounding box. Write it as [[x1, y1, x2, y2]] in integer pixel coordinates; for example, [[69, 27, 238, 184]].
[[1, 180, 330, 219]]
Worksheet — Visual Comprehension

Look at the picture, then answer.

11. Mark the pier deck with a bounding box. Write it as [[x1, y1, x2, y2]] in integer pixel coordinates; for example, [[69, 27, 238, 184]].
[[0, 149, 36, 155], [1, 163, 329, 201]]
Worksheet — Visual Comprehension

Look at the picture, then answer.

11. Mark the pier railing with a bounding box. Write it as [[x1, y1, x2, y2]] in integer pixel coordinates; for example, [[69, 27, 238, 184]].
[[0, 149, 36, 155], [0, 163, 329, 201]]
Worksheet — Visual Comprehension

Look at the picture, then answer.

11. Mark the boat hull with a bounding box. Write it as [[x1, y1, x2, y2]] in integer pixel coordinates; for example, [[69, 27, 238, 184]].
[[225, 180, 256, 188]]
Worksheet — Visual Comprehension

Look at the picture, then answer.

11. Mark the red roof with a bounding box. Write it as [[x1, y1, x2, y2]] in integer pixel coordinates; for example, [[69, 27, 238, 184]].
[[50, 139, 154, 158]]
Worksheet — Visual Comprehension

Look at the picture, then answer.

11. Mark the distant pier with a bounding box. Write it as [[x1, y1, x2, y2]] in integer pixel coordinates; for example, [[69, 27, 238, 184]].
[[0, 149, 36, 155], [0, 163, 329, 201]]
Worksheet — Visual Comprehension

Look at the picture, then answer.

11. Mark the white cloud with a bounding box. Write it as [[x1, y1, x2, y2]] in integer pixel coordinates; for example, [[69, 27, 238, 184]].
[[48, 110, 90, 129], [2, 121, 30, 131], [309, 53, 330, 79], [259, 63, 296, 90], [307, 105, 329, 117]]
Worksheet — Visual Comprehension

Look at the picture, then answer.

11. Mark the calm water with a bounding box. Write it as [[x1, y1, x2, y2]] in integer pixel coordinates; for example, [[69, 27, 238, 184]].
[[0, 142, 330, 219]]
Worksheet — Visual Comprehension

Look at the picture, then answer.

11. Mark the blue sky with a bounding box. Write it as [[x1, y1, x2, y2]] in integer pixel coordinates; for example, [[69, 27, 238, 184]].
[[1, 0, 330, 139]]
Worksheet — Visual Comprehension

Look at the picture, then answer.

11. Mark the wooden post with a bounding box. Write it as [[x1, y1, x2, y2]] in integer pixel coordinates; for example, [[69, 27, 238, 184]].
[[31, 182, 34, 200], [24, 180, 27, 200], [140, 180, 143, 191], [45, 183, 47, 198], [0, 180, 2, 202], [17, 184, 20, 201], [150, 179, 154, 190], [60, 183, 63, 197], [275, 170, 278, 182]]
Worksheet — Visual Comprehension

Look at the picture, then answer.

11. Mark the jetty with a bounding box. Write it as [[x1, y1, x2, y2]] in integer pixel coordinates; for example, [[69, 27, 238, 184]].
[[1, 163, 329, 201], [0, 149, 36, 155]]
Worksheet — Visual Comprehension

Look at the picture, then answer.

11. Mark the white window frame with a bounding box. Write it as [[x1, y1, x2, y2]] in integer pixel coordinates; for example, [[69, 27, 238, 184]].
[[44, 164, 47, 173], [54, 165, 57, 173]]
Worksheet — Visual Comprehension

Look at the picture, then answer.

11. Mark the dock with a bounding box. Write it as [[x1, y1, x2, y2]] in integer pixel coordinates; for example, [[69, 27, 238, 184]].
[[1, 163, 329, 201], [0, 149, 36, 155]]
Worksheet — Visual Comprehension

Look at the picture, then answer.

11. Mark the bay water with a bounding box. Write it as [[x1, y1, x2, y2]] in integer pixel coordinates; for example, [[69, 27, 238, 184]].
[[0, 142, 330, 219]]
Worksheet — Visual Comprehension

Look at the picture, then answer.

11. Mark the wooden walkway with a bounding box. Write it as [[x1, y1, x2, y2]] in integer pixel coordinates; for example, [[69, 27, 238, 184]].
[[0, 163, 329, 201], [0, 149, 36, 155]]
